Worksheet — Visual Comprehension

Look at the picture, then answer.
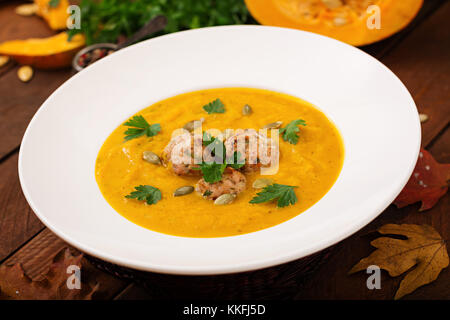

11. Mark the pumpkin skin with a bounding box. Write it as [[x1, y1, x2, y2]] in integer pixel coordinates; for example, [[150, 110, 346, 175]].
[[0, 33, 85, 69], [245, 0, 423, 46]]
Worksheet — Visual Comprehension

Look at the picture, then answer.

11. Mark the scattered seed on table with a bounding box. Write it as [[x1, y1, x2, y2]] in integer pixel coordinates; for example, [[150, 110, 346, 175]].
[[419, 113, 429, 123], [15, 3, 38, 16], [0, 55, 9, 68], [17, 66, 33, 83]]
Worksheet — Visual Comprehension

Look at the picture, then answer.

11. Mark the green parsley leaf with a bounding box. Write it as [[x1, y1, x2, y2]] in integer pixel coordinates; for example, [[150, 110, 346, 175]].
[[202, 133, 226, 161], [125, 185, 162, 205], [203, 190, 212, 197], [66, 0, 249, 46], [228, 151, 245, 170], [249, 184, 298, 208], [49, 0, 60, 8], [196, 134, 244, 182], [123, 115, 161, 141], [196, 162, 227, 183], [202, 131, 214, 146], [202, 99, 225, 114], [279, 119, 307, 145]]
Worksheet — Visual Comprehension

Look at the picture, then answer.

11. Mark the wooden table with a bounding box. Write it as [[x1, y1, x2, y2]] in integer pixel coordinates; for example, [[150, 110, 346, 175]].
[[0, 0, 448, 300]]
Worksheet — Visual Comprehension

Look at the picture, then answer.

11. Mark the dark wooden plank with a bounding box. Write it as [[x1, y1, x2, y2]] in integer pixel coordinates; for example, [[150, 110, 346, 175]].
[[0, 153, 43, 262], [4, 229, 67, 279], [0, 68, 72, 159], [113, 283, 154, 300], [3, 228, 129, 299], [295, 127, 449, 300], [362, 0, 445, 59], [0, 1, 73, 159], [293, 4, 450, 299], [428, 125, 450, 163], [380, 1, 450, 146], [0, 1, 128, 300], [0, 1, 55, 42]]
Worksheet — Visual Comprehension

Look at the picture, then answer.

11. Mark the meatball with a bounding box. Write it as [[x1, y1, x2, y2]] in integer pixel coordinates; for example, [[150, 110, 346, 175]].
[[163, 132, 203, 176], [196, 167, 247, 200], [224, 129, 279, 173]]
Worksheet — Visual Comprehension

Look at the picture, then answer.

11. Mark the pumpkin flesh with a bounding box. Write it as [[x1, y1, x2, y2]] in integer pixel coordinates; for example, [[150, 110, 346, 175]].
[[0, 32, 85, 69], [245, 0, 423, 46], [35, 0, 70, 30]]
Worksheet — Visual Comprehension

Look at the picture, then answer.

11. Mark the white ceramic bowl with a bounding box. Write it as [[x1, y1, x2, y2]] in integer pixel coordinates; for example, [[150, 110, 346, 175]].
[[19, 26, 420, 275]]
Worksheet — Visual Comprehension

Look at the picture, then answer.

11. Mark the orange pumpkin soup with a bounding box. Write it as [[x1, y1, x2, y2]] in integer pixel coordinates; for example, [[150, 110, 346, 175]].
[[95, 88, 344, 237]]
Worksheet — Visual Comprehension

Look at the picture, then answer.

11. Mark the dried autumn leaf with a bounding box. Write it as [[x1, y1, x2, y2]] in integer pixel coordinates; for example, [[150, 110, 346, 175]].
[[394, 148, 450, 211], [0, 248, 98, 300], [349, 224, 449, 299]]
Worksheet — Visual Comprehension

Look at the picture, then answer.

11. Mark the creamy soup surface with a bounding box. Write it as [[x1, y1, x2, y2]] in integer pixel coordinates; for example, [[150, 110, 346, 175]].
[[96, 88, 344, 237]]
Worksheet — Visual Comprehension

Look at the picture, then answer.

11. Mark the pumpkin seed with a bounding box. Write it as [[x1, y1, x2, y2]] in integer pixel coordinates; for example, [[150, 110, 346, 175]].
[[173, 186, 194, 197], [183, 118, 204, 132], [263, 121, 282, 129], [17, 66, 33, 82], [214, 193, 236, 205], [142, 151, 161, 165], [252, 178, 274, 189], [0, 55, 9, 68], [242, 104, 253, 116], [419, 113, 429, 123], [15, 3, 38, 16]]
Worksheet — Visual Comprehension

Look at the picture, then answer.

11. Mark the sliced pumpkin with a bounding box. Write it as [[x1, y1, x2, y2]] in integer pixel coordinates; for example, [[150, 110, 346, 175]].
[[245, 0, 423, 46], [0, 32, 85, 69], [34, 0, 70, 30]]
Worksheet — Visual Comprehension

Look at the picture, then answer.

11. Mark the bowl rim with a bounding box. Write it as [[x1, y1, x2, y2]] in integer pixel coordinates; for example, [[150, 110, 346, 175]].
[[18, 25, 421, 275], [72, 43, 118, 72]]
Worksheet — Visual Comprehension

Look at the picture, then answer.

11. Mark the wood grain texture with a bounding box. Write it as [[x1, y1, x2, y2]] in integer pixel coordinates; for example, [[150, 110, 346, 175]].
[[0, 1, 55, 42], [362, 0, 445, 59], [295, 128, 449, 300], [0, 0, 73, 159], [3, 228, 128, 299], [113, 283, 153, 300], [0, 68, 73, 159], [0, 153, 43, 262], [0, 0, 448, 301], [293, 4, 450, 298], [380, 1, 450, 146]]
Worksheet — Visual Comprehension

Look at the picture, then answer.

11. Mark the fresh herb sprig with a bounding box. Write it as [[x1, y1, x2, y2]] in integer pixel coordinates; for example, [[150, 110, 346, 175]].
[[250, 184, 298, 208], [279, 119, 307, 145], [195, 134, 245, 182], [228, 151, 245, 170], [49, 0, 60, 8], [202, 131, 217, 147], [196, 162, 227, 183], [123, 115, 160, 141], [203, 99, 225, 114], [67, 0, 250, 45], [125, 185, 162, 205]]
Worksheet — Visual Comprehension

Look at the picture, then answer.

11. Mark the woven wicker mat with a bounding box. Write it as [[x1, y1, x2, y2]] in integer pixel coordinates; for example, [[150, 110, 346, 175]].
[[87, 246, 334, 300]]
